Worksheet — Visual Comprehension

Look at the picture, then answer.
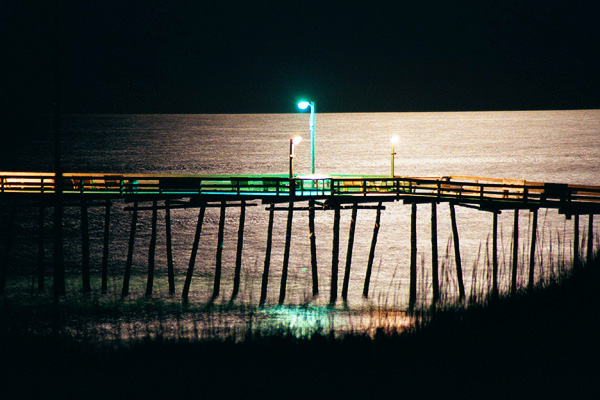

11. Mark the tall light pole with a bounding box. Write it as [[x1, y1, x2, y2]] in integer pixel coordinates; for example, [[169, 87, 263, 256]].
[[390, 135, 399, 177], [297, 101, 315, 174], [289, 136, 303, 178]]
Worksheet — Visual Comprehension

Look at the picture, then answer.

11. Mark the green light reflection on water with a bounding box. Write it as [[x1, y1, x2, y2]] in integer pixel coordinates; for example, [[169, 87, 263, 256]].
[[258, 305, 336, 338]]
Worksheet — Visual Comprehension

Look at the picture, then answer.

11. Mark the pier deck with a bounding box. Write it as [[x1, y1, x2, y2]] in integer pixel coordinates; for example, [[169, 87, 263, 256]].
[[1, 172, 600, 213]]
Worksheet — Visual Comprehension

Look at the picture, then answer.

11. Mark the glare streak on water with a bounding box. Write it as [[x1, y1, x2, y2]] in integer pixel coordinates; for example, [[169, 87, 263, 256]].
[[2, 110, 600, 337]]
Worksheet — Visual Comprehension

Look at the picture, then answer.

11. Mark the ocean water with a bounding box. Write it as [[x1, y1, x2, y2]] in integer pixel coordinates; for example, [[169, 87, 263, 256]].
[[2, 110, 600, 313]]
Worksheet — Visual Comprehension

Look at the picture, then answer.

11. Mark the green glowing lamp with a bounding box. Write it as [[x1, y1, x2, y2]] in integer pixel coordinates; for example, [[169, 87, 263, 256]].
[[297, 100, 316, 175]]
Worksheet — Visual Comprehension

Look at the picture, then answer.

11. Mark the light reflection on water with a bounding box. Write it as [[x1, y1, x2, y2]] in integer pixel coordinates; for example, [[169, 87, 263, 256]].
[[63, 305, 414, 343]]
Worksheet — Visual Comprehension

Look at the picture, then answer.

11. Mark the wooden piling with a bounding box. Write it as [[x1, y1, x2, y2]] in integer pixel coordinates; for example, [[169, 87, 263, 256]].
[[260, 206, 275, 305], [38, 204, 45, 291], [146, 200, 158, 297], [279, 202, 294, 305], [363, 202, 382, 298], [573, 214, 580, 273], [182, 205, 206, 301], [212, 202, 226, 301], [492, 211, 499, 299], [81, 198, 91, 294], [342, 203, 358, 301], [587, 214, 594, 264], [528, 209, 538, 293], [511, 208, 519, 296], [308, 200, 319, 297], [165, 199, 175, 295], [0, 204, 16, 294], [101, 200, 111, 294], [431, 201, 439, 304], [122, 201, 138, 297], [409, 203, 417, 309], [231, 200, 246, 301], [449, 203, 465, 300], [330, 205, 341, 304]]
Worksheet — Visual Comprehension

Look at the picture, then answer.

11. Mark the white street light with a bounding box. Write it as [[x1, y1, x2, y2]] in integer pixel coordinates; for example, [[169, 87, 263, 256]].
[[297, 100, 315, 174]]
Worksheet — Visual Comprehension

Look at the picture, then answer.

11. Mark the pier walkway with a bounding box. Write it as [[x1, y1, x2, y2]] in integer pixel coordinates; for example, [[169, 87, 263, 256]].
[[2, 172, 600, 214]]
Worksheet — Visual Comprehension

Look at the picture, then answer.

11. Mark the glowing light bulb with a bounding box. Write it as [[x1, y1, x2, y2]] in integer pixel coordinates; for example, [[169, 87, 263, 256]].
[[297, 101, 310, 110]]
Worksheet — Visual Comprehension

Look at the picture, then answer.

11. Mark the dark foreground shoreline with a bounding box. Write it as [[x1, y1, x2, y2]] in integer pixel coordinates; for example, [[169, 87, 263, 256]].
[[2, 257, 599, 399]]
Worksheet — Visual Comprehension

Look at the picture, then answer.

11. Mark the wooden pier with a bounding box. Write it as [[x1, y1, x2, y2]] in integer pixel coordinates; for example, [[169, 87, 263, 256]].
[[1, 171, 599, 307]]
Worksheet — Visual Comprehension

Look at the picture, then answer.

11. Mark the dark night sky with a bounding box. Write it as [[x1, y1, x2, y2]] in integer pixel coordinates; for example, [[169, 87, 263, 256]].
[[2, 0, 599, 114]]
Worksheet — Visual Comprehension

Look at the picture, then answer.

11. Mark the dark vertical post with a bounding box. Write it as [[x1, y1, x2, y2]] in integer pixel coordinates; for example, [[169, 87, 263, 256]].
[[212, 202, 226, 301], [38, 204, 45, 291], [146, 200, 158, 297], [231, 200, 246, 301], [449, 203, 465, 300], [511, 208, 519, 296], [308, 200, 319, 296], [101, 200, 111, 294], [492, 211, 499, 299], [342, 203, 358, 301], [122, 201, 138, 297], [363, 203, 382, 298], [330, 205, 341, 304], [81, 198, 91, 294], [0, 205, 16, 294], [573, 214, 580, 273], [528, 209, 538, 293], [279, 202, 294, 305], [260, 206, 275, 305], [409, 203, 418, 309], [587, 214, 594, 264], [165, 199, 175, 295], [182, 205, 205, 301], [431, 202, 439, 304]]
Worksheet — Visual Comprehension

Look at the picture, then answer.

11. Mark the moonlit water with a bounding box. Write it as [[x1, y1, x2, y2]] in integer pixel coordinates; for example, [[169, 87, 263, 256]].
[[2, 111, 600, 315]]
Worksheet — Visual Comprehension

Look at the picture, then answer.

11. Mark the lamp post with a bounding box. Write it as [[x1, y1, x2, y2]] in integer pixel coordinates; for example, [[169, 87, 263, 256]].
[[390, 135, 399, 177], [289, 136, 303, 178], [297, 101, 315, 174]]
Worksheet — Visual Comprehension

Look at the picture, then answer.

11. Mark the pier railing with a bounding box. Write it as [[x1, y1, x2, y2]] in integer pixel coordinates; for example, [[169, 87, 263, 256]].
[[1, 172, 600, 210]]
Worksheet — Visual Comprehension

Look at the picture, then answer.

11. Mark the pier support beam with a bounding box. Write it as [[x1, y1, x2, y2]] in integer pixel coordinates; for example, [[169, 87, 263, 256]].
[[81, 198, 91, 294], [0, 204, 16, 295], [260, 206, 275, 305], [342, 203, 358, 301], [308, 200, 319, 297], [182, 205, 205, 301], [146, 200, 158, 297], [528, 209, 538, 293], [363, 202, 382, 298], [331, 205, 341, 304], [409, 203, 417, 310], [492, 212, 499, 299], [573, 214, 580, 273], [165, 199, 175, 295], [279, 202, 294, 305], [587, 214, 594, 264], [54, 194, 65, 299], [511, 209, 519, 296], [101, 200, 111, 294], [122, 201, 138, 297], [212, 202, 226, 301], [431, 202, 439, 305], [449, 203, 465, 300], [231, 200, 246, 301], [38, 205, 45, 291]]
